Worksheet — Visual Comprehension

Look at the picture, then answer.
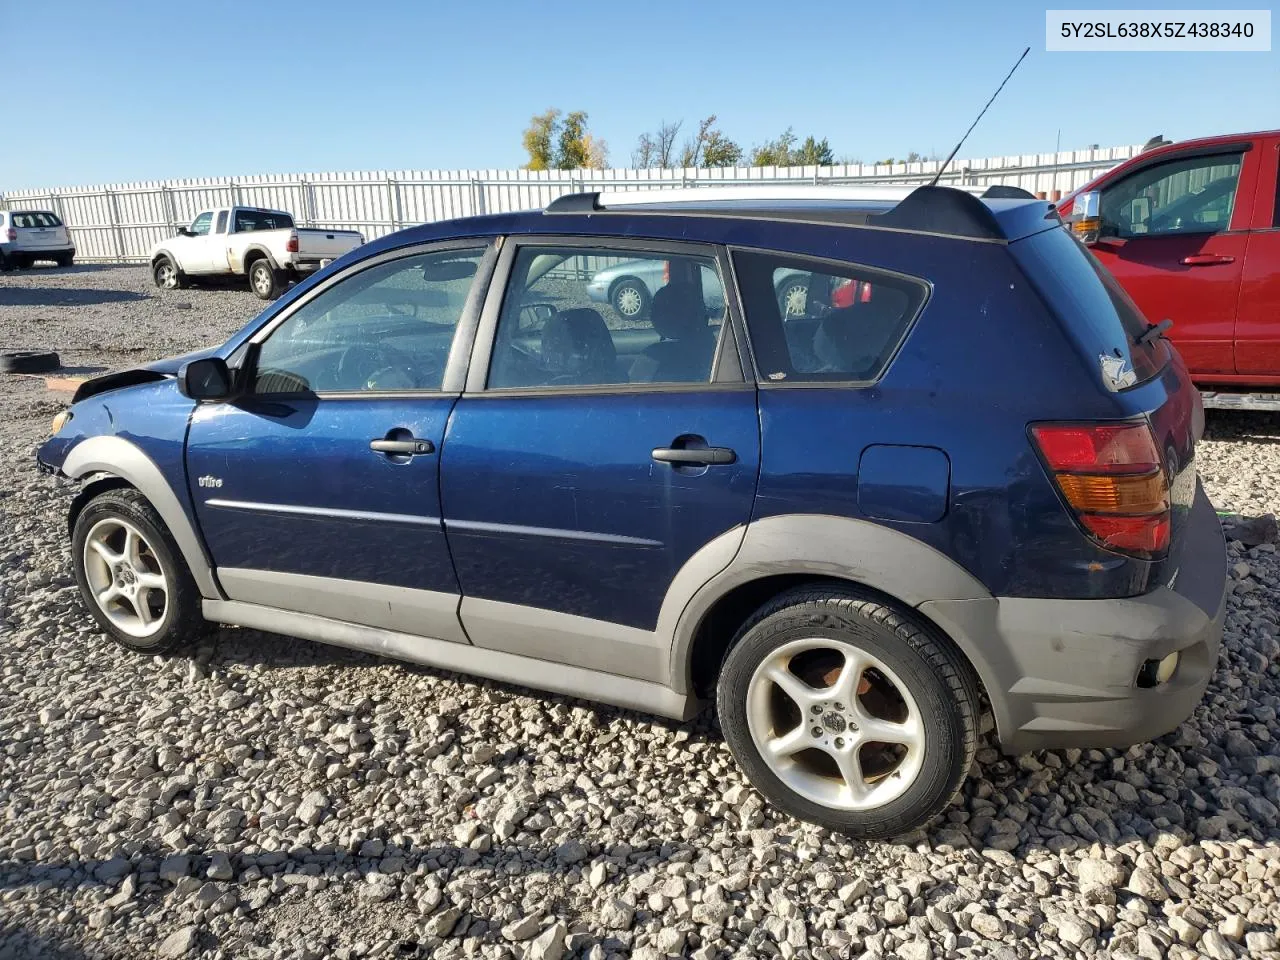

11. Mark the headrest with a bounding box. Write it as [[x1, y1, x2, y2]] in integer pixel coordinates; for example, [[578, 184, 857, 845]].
[[541, 308, 616, 377], [811, 290, 910, 376], [649, 282, 708, 341]]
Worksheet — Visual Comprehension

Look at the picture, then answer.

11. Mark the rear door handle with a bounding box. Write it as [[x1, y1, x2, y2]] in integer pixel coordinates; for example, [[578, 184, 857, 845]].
[[1180, 254, 1235, 266], [370, 438, 434, 455], [651, 446, 737, 465]]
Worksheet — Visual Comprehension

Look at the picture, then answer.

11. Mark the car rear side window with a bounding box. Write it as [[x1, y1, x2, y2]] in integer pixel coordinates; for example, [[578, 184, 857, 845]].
[[731, 249, 926, 384], [1011, 227, 1167, 389]]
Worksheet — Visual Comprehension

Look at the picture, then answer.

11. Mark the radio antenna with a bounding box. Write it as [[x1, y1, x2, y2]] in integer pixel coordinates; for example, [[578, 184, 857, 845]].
[[928, 46, 1030, 187]]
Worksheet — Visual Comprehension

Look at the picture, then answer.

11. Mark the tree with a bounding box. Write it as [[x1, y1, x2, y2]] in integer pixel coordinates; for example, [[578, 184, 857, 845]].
[[752, 129, 837, 167], [678, 116, 742, 168], [632, 120, 682, 169], [557, 111, 591, 170], [522, 108, 604, 170], [793, 135, 834, 166], [581, 133, 609, 170], [750, 129, 798, 167], [522, 108, 560, 171], [632, 133, 657, 169], [702, 129, 743, 168]]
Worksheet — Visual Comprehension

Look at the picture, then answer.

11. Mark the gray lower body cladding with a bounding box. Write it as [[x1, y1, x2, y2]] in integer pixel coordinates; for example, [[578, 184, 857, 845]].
[[922, 481, 1226, 755]]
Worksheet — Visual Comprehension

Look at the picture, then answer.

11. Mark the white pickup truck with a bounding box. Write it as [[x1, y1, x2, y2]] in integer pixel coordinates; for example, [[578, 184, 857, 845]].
[[149, 206, 364, 300]]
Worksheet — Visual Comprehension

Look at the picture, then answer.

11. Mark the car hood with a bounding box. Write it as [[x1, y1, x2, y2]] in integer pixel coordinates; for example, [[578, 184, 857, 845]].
[[72, 346, 217, 402]]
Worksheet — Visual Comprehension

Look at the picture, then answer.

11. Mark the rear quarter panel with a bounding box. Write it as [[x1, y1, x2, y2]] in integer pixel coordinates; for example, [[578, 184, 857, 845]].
[[741, 222, 1177, 599]]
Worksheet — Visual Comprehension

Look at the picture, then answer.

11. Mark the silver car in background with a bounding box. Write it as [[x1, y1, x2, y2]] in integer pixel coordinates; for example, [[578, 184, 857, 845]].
[[588, 258, 812, 319]]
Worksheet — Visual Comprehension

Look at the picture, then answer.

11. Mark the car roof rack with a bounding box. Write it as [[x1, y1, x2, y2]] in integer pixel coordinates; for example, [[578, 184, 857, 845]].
[[544, 183, 1036, 241]]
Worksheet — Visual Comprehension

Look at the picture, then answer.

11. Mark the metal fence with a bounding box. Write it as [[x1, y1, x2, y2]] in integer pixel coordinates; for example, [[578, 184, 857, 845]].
[[0, 144, 1141, 263]]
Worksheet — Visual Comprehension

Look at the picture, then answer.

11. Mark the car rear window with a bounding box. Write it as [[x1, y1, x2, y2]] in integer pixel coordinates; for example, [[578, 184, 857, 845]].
[[10, 212, 62, 228], [731, 249, 927, 384], [1010, 227, 1167, 390], [234, 210, 294, 232]]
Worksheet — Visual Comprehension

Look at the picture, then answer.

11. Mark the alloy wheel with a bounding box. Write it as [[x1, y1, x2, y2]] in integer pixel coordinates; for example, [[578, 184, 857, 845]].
[[745, 636, 926, 810], [81, 517, 169, 639]]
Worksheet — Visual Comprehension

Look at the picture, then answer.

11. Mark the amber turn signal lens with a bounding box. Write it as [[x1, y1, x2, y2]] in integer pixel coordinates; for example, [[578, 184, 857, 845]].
[[1055, 471, 1169, 514], [1031, 420, 1172, 558], [51, 410, 71, 435]]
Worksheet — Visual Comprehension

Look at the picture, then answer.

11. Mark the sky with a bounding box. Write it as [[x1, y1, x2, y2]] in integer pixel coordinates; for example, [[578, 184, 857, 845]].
[[3, 0, 1277, 191]]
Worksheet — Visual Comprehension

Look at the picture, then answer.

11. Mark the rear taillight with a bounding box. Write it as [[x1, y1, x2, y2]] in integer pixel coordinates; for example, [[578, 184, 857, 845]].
[[1031, 421, 1170, 558], [286, 232, 299, 253], [5, 228, 14, 242]]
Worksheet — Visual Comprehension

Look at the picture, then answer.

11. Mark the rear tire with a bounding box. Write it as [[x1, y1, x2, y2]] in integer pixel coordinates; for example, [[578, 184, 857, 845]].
[[153, 256, 185, 290], [716, 585, 980, 839], [54, 254, 73, 268], [72, 488, 205, 654], [249, 258, 285, 300]]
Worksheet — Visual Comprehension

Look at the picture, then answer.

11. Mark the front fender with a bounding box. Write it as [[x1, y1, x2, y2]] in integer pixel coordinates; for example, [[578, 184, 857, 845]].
[[63, 435, 222, 599]]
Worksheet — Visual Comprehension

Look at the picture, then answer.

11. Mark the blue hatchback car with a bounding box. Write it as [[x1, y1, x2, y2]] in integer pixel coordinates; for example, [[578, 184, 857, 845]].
[[38, 185, 1226, 837]]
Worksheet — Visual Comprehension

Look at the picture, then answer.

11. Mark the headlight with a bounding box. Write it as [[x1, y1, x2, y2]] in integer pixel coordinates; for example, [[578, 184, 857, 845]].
[[51, 410, 72, 434]]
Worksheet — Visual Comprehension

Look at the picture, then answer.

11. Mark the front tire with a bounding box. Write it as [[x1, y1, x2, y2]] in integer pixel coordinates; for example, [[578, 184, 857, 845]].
[[610, 278, 650, 321], [153, 256, 185, 290], [250, 259, 285, 300], [72, 488, 205, 654], [716, 585, 980, 839]]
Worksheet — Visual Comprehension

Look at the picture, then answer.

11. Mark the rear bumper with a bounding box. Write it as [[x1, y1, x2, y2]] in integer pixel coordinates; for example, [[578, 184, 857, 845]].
[[1, 245, 74, 258], [922, 480, 1226, 755]]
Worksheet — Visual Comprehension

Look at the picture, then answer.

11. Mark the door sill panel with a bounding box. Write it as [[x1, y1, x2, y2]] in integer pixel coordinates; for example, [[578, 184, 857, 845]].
[[460, 596, 667, 683], [202, 599, 699, 721], [217, 568, 469, 645]]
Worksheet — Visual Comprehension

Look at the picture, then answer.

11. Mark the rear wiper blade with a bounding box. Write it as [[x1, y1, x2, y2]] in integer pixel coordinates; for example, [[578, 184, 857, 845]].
[[1136, 318, 1173, 346]]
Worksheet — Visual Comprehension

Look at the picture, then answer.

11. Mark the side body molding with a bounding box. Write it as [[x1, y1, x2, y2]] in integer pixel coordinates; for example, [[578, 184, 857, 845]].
[[663, 514, 994, 696], [63, 435, 223, 599]]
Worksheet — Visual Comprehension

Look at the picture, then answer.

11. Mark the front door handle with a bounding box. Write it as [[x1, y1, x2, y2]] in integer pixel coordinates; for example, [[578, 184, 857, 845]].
[[1180, 254, 1235, 266], [370, 438, 434, 455], [651, 446, 737, 465]]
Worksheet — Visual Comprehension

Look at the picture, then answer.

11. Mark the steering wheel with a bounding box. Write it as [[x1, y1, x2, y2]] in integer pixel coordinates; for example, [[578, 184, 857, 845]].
[[335, 344, 437, 390]]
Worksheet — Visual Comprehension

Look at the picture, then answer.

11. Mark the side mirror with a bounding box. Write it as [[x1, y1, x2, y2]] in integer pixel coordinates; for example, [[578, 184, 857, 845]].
[[1067, 190, 1102, 245], [176, 227, 193, 237], [178, 357, 233, 400]]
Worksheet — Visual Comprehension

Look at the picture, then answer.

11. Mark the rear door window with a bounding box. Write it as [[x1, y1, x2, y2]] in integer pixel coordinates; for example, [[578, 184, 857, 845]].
[[731, 249, 926, 383], [487, 245, 728, 389]]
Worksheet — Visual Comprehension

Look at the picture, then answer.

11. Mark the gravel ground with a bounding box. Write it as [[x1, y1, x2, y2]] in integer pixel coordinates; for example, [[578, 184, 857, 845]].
[[3, 265, 1280, 960]]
